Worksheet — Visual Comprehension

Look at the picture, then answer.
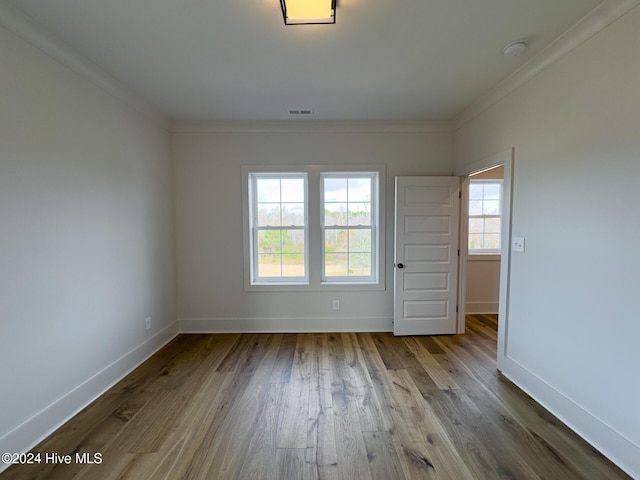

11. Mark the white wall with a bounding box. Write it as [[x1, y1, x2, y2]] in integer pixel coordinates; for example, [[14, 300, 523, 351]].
[[0, 22, 177, 461], [172, 124, 453, 332], [465, 256, 500, 314], [454, 5, 640, 477]]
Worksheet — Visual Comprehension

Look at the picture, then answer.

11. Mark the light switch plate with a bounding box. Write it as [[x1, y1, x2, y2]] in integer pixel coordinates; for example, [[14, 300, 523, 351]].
[[512, 237, 525, 253]]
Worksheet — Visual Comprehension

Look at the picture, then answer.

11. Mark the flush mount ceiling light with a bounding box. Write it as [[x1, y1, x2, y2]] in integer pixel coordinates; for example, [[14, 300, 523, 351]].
[[280, 0, 336, 25], [503, 40, 527, 57]]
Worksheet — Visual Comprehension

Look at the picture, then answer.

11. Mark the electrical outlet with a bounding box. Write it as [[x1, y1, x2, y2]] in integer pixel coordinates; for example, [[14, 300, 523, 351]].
[[512, 237, 525, 253], [332, 300, 340, 310], [145, 317, 151, 330]]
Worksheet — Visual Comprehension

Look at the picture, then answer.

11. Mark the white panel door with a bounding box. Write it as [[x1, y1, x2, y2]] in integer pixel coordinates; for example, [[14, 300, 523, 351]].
[[394, 176, 460, 336]]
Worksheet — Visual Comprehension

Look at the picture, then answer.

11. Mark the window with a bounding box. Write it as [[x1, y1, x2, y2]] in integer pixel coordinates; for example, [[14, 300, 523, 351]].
[[321, 173, 377, 282], [243, 165, 385, 290], [250, 173, 308, 283], [468, 180, 502, 253]]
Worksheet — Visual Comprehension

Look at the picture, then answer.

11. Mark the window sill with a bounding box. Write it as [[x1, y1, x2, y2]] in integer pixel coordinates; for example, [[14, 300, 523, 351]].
[[467, 254, 501, 262], [245, 281, 385, 292]]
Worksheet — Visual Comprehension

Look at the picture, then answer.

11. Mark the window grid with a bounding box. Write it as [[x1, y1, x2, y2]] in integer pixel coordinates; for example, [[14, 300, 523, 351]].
[[251, 174, 308, 282], [321, 174, 377, 282], [468, 180, 502, 253]]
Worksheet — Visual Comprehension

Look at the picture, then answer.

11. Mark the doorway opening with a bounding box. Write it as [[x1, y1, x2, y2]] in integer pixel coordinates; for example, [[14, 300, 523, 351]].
[[464, 165, 503, 331], [457, 154, 511, 348]]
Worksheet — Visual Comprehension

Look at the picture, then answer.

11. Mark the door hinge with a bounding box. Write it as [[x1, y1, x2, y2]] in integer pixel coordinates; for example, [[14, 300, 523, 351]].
[[457, 249, 460, 256], [458, 191, 462, 199], [456, 306, 459, 313]]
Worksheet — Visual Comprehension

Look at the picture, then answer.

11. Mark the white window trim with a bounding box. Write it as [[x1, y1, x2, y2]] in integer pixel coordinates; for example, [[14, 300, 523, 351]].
[[249, 172, 309, 284], [320, 172, 379, 284], [468, 179, 503, 255], [242, 164, 386, 292]]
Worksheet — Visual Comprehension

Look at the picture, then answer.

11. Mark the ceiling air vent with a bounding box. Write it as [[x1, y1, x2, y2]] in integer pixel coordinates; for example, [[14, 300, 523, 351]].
[[288, 109, 314, 116]]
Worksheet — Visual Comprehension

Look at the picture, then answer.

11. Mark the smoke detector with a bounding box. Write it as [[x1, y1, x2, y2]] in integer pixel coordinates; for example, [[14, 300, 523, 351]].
[[503, 40, 527, 57]]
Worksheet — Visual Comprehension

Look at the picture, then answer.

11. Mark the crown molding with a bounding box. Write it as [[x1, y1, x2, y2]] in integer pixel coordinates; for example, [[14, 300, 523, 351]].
[[171, 120, 454, 134], [0, 2, 170, 131], [454, 0, 640, 130]]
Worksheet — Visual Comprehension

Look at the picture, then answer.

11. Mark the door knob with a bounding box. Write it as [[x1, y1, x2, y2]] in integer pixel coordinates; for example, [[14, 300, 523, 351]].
[[396, 263, 404, 269]]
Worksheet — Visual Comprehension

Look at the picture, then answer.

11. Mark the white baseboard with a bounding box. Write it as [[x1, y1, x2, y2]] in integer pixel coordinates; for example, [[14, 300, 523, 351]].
[[500, 355, 639, 479], [465, 301, 499, 314], [180, 316, 393, 333], [0, 322, 179, 473]]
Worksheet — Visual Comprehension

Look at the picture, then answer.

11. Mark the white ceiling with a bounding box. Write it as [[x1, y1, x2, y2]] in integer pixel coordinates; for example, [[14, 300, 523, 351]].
[[7, 0, 603, 121]]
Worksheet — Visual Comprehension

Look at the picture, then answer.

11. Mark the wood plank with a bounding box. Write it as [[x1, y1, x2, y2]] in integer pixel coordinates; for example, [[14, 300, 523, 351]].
[[415, 335, 446, 355], [342, 332, 390, 432], [420, 380, 541, 479], [307, 334, 339, 479], [275, 449, 306, 480], [271, 333, 298, 382], [327, 333, 372, 480], [238, 382, 285, 480], [356, 332, 390, 374], [362, 431, 406, 480], [361, 349, 443, 479], [179, 334, 277, 479], [304, 447, 320, 480], [148, 371, 235, 480], [369, 332, 423, 371], [1, 318, 632, 480], [277, 334, 313, 448], [390, 427, 441, 480], [206, 333, 282, 478], [387, 369, 476, 479], [402, 336, 460, 390]]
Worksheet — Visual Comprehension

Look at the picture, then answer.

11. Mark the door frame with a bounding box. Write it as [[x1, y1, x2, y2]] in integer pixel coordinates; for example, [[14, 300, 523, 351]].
[[456, 175, 470, 333], [456, 148, 514, 367]]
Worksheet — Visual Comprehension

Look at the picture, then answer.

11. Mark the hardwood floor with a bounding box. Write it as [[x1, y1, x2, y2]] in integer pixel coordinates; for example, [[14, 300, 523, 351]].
[[1, 315, 630, 479]]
